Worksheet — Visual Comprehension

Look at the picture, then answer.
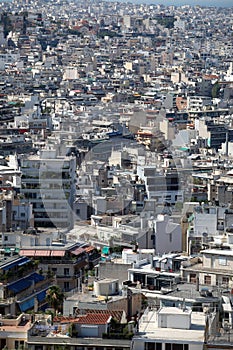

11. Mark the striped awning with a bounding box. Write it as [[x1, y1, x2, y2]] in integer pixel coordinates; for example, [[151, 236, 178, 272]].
[[50, 250, 65, 257], [19, 250, 36, 257]]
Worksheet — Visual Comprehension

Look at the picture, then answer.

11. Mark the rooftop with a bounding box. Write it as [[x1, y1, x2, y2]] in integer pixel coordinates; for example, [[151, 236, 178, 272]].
[[136, 307, 206, 343]]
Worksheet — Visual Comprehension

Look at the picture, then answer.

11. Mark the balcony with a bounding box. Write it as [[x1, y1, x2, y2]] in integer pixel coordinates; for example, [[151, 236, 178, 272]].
[[16, 277, 55, 302]]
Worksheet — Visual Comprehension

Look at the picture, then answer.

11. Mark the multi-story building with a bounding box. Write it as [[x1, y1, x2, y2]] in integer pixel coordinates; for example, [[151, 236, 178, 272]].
[[20, 148, 76, 229], [197, 119, 233, 151], [0, 254, 53, 315], [186, 205, 226, 255], [187, 96, 212, 111], [19, 242, 100, 292], [182, 234, 233, 289], [0, 313, 31, 350], [137, 166, 183, 204]]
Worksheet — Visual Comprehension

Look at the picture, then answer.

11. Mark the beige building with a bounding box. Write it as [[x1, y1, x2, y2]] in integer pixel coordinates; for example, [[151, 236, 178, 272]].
[[0, 313, 31, 349], [182, 239, 233, 289]]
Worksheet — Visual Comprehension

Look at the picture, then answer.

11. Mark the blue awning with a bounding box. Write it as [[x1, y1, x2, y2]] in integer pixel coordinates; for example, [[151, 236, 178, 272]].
[[30, 272, 44, 283], [2, 257, 30, 271], [37, 290, 47, 302], [8, 273, 44, 293], [18, 258, 30, 266], [8, 279, 31, 293], [19, 298, 34, 312]]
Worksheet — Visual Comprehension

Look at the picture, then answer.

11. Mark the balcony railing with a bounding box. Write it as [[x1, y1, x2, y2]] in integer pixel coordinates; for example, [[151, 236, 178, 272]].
[[16, 277, 55, 302]]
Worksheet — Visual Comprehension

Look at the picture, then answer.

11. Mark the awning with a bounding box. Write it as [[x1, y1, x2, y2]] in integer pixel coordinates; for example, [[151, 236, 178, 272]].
[[50, 250, 65, 257], [8, 279, 31, 293], [8, 273, 44, 293], [102, 246, 110, 255], [179, 147, 189, 151], [71, 247, 85, 256], [2, 257, 30, 271], [35, 250, 50, 257], [19, 298, 34, 312], [188, 213, 194, 223], [84, 246, 95, 253], [19, 250, 36, 257], [17, 257, 30, 267], [37, 290, 47, 302]]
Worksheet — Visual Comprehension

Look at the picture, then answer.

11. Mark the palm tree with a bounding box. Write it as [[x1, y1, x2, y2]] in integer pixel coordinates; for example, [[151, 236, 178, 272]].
[[46, 286, 64, 315]]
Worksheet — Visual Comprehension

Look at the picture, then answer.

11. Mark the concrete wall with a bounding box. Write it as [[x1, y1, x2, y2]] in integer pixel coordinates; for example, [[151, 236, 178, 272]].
[[202, 252, 233, 271], [97, 262, 132, 287], [154, 215, 182, 255]]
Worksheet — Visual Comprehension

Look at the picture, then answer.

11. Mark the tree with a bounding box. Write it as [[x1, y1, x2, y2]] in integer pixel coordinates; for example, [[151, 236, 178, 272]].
[[212, 81, 221, 98], [46, 286, 64, 315]]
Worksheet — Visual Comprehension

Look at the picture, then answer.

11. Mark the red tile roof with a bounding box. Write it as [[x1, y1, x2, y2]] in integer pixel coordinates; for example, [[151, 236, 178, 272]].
[[75, 313, 112, 325], [75, 309, 123, 323], [53, 313, 112, 325]]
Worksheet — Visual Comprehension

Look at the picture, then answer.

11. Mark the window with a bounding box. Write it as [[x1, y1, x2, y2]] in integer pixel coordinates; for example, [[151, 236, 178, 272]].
[[4, 236, 8, 241], [64, 281, 70, 291], [204, 275, 211, 285], [35, 346, 43, 350], [145, 343, 155, 350], [12, 340, 23, 350], [173, 345, 183, 350], [64, 268, 69, 276], [190, 273, 196, 283], [219, 257, 227, 266], [165, 345, 189, 350], [145, 343, 162, 350], [222, 276, 229, 285]]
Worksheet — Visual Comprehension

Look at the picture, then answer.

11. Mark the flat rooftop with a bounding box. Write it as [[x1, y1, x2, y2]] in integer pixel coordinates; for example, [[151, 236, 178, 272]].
[[141, 282, 220, 304], [136, 308, 206, 343]]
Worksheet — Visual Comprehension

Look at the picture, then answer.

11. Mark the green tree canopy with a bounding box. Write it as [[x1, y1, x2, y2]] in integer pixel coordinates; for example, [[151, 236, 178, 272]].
[[212, 81, 221, 98], [46, 285, 64, 315]]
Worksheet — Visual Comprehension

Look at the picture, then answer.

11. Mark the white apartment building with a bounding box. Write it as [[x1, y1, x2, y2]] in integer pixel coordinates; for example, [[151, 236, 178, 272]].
[[20, 148, 76, 229], [187, 96, 212, 111], [137, 166, 183, 204]]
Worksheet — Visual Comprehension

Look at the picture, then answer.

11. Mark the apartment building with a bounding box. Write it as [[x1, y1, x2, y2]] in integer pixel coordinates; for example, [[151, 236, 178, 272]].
[[137, 166, 183, 204], [20, 148, 76, 229]]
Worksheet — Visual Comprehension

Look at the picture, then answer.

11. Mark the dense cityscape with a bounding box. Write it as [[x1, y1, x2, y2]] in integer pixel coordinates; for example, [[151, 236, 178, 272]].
[[0, 0, 232, 349]]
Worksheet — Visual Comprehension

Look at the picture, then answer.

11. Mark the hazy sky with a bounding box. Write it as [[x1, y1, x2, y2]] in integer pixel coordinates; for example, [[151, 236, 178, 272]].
[[127, 0, 233, 7]]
